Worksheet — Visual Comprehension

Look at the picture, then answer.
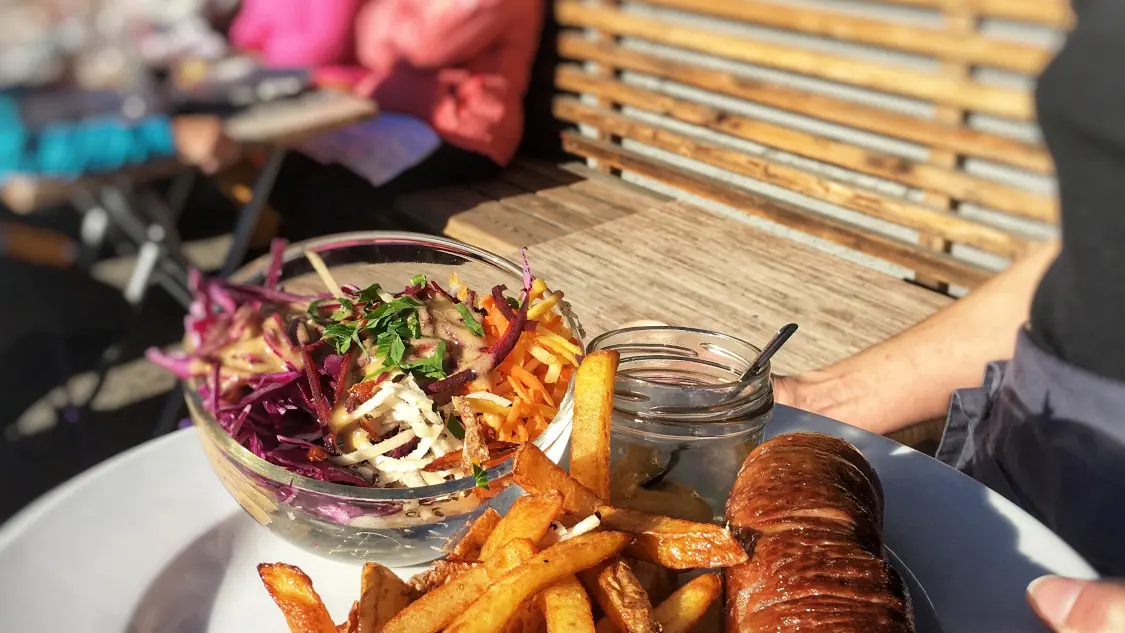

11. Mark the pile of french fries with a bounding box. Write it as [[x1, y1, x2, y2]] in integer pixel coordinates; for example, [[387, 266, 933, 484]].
[[259, 351, 748, 633]]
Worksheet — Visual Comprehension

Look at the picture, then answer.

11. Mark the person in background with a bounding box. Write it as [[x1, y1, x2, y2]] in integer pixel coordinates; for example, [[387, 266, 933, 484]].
[[230, 0, 546, 240], [769, 0, 1125, 617]]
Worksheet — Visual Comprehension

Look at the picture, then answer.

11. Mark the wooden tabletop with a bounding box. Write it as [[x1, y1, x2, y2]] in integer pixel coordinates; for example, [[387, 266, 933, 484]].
[[2, 90, 377, 214], [527, 201, 952, 375]]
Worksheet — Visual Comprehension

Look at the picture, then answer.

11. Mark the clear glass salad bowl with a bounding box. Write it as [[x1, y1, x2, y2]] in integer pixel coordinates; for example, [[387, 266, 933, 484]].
[[185, 232, 580, 566]]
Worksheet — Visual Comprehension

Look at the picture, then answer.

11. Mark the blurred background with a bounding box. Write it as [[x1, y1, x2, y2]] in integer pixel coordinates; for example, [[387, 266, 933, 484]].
[[0, 0, 362, 520]]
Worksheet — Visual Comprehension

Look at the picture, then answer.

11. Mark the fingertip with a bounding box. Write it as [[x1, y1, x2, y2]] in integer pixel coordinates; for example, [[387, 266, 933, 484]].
[[1028, 575, 1083, 630]]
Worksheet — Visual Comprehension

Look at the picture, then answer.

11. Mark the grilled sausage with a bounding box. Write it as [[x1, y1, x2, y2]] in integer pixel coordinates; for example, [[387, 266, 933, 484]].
[[724, 433, 914, 633]]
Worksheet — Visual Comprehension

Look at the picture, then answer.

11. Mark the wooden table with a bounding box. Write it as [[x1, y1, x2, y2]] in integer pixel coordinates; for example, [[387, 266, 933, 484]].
[[528, 201, 952, 375]]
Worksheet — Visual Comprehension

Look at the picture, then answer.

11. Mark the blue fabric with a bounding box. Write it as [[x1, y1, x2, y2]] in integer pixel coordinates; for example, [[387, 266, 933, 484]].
[[0, 93, 176, 183], [938, 327, 1125, 576]]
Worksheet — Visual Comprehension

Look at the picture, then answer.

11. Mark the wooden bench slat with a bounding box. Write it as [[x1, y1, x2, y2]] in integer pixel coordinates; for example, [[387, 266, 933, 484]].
[[555, 98, 1032, 260], [558, 36, 1053, 174], [555, 66, 1057, 223], [561, 130, 992, 289], [637, 0, 1053, 74], [872, 0, 1072, 27], [555, 2, 1034, 120]]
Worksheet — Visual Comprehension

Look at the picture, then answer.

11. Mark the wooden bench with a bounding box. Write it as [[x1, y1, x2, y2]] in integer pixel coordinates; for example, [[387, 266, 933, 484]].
[[382, 0, 1072, 450]]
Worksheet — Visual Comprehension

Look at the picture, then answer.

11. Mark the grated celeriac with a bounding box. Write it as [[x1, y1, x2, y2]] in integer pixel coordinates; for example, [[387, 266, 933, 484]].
[[329, 373, 464, 485]]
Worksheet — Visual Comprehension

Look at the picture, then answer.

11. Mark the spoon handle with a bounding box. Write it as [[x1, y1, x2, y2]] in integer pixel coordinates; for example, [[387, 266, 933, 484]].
[[745, 323, 798, 377]]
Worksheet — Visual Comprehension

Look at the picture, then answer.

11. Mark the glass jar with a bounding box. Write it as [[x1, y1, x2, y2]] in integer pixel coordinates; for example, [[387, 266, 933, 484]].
[[588, 326, 773, 524]]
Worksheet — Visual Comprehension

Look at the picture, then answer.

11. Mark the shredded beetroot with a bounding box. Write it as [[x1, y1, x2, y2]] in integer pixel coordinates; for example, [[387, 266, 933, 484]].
[[428, 280, 457, 303], [332, 348, 355, 409], [491, 285, 515, 319], [300, 349, 333, 430], [265, 238, 286, 290]]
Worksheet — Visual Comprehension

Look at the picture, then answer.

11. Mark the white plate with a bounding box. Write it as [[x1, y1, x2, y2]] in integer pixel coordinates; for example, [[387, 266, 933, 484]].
[[0, 406, 1097, 633]]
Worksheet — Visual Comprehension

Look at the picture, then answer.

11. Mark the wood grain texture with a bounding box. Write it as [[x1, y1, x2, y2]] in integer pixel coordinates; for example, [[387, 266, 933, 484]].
[[554, 99, 1032, 259], [554, 2, 1034, 120], [637, 0, 1053, 74], [870, 0, 1072, 27], [392, 161, 654, 255], [557, 36, 1053, 175], [554, 66, 1057, 223], [560, 131, 992, 289], [525, 202, 951, 374]]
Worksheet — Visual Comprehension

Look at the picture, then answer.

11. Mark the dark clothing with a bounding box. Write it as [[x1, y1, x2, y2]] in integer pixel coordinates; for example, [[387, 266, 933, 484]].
[[271, 143, 501, 242], [1029, 0, 1125, 382], [939, 329, 1125, 576], [940, 0, 1125, 576]]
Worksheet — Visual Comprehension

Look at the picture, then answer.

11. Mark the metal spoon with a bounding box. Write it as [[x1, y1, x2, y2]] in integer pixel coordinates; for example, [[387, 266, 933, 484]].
[[739, 323, 798, 380]]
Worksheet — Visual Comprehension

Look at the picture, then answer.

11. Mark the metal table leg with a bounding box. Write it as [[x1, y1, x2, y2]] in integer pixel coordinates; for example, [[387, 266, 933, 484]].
[[221, 148, 286, 277]]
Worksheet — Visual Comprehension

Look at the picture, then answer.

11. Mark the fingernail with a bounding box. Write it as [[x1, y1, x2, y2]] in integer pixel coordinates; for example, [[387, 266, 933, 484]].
[[1028, 575, 1084, 628]]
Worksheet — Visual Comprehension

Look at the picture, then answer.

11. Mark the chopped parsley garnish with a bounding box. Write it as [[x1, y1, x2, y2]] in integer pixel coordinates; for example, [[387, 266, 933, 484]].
[[357, 283, 384, 304], [330, 297, 355, 321], [506, 296, 520, 310], [406, 311, 422, 339], [322, 322, 357, 354], [307, 298, 326, 318], [472, 463, 489, 489], [455, 303, 485, 337], [400, 340, 447, 379], [411, 274, 426, 286], [446, 413, 465, 440]]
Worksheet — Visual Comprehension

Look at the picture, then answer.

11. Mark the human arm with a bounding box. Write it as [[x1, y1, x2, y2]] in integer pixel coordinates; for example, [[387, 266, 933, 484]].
[[773, 240, 1060, 435], [389, 0, 514, 69]]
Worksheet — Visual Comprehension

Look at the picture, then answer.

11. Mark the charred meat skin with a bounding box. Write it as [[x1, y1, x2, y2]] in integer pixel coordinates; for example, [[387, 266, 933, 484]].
[[724, 433, 914, 633]]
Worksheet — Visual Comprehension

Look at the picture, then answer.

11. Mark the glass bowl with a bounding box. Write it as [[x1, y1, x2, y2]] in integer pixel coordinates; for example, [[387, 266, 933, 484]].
[[185, 232, 582, 566]]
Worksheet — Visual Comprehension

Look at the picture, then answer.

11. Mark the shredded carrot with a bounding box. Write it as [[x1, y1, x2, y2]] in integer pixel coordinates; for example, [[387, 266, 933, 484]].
[[511, 365, 554, 407], [507, 375, 533, 403], [454, 276, 581, 447], [505, 398, 523, 426]]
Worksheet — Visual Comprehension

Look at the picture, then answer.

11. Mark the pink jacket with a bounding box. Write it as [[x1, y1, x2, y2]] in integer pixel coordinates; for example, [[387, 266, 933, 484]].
[[230, 0, 361, 67], [232, 0, 544, 167]]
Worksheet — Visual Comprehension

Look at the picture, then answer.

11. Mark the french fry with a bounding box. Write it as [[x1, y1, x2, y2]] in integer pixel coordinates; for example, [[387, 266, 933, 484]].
[[543, 576, 596, 633], [513, 444, 603, 516], [258, 563, 338, 633], [570, 351, 618, 499], [358, 563, 413, 633], [339, 602, 359, 633], [480, 492, 564, 560], [625, 558, 677, 606], [444, 532, 634, 633], [579, 558, 660, 633], [449, 508, 503, 561], [382, 539, 538, 633], [502, 595, 548, 633], [651, 574, 722, 633], [596, 506, 748, 569], [408, 559, 480, 596]]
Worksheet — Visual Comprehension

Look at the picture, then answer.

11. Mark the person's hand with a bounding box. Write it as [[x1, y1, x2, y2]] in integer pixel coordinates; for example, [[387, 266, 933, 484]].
[[172, 115, 240, 174], [1028, 576, 1125, 632]]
